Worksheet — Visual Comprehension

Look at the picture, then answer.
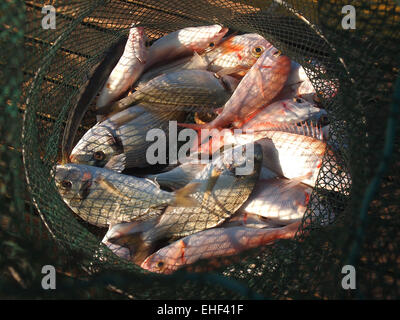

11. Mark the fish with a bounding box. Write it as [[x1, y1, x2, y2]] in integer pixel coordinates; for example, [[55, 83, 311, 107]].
[[101, 70, 240, 116], [146, 160, 208, 191], [96, 26, 148, 111], [141, 221, 301, 274], [238, 178, 313, 224], [202, 33, 272, 77], [144, 25, 228, 70], [138, 143, 263, 256], [70, 105, 186, 171], [180, 44, 291, 129], [240, 96, 327, 131], [54, 163, 199, 227], [135, 52, 208, 87], [61, 36, 128, 163]]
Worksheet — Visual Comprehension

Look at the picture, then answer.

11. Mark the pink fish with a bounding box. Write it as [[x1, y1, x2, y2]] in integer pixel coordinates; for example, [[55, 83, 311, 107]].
[[96, 26, 148, 109], [145, 25, 228, 70], [141, 221, 301, 274], [180, 45, 291, 129]]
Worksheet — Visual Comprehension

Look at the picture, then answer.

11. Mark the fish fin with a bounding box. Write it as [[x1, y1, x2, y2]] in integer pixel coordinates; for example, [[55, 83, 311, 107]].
[[260, 122, 325, 140], [95, 175, 132, 201], [191, 51, 208, 68], [145, 177, 160, 189], [173, 182, 200, 207], [104, 154, 126, 173]]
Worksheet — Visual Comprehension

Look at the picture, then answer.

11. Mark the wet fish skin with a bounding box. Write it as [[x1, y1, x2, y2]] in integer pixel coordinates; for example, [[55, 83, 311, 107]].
[[70, 105, 186, 171], [54, 163, 198, 227], [141, 143, 263, 248], [202, 33, 272, 76], [145, 25, 228, 70], [103, 70, 238, 115], [240, 97, 327, 131], [141, 221, 300, 274], [96, 26, 148, 110]]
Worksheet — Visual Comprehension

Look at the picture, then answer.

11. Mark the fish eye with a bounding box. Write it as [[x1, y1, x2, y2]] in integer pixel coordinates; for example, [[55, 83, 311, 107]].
[[294, 97, 304, 103], [209, 42, 215, 48], [93, 151, 105, 161], [156, 261, 164, 269], [60, 180, 72, 190], [251, 46, 264, 57]]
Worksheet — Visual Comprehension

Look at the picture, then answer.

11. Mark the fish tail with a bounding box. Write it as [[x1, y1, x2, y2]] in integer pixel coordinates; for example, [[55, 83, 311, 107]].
[[173, 182, 200, 207]]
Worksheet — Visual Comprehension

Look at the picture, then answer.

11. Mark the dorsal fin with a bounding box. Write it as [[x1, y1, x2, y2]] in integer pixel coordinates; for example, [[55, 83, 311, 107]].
[[257, 121, 325, 141]]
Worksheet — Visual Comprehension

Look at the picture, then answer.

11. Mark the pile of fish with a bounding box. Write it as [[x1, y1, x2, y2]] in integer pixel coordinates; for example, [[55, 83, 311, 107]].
[[55, 24, 349, 274]]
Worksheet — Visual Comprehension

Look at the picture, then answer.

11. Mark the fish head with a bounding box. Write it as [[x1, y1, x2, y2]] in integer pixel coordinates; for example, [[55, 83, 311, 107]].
[[70, 123, 121, 168], [238, 34, 273, 69], [179, 25, 228, 53], [129, 26, 148, 64], [54, 163, 94, 205], [255, 44, 291, 78], [141, 240, 184, 274], [205, 34, 272, 75]]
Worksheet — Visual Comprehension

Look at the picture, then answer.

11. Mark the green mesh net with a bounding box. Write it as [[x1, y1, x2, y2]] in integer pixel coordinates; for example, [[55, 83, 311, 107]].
[[1, 0, 400, 299]]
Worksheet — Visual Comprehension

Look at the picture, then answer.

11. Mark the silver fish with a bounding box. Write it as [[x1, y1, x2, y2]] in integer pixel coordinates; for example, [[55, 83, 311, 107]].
[[102, 70, 239, 116], [70, 105, 185, 171], [96, 26, 148, 110], [54, 163, 199, 227]]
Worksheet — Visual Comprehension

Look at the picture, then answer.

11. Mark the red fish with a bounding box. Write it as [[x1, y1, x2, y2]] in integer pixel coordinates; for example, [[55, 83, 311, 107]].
[[180, 45, 291, 130], [141, 221, 301, 274]]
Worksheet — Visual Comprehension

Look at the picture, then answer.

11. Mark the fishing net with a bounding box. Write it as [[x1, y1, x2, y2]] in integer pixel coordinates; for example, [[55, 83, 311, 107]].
[[1, 0, 400, 299]]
